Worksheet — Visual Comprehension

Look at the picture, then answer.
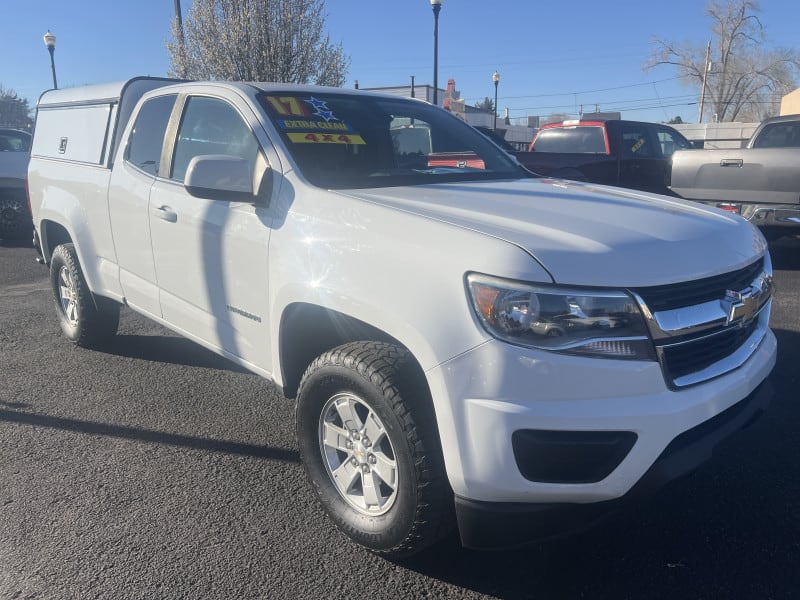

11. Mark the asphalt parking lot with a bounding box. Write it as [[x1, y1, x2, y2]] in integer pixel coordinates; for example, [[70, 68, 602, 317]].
[[1, 236, 799, 599]]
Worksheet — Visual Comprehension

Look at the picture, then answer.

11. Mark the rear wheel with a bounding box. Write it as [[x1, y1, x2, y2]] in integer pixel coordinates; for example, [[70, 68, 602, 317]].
[[296, 341, 453, 558], [50, 243, 119, 347]]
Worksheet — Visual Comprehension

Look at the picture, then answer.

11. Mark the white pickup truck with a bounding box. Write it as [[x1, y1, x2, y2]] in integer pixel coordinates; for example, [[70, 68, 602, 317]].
[[28, 78, 776, 557]]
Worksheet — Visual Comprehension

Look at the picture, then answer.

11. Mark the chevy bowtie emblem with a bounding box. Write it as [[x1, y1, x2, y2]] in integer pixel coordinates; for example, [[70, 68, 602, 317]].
[[721, 286, 760, 326]]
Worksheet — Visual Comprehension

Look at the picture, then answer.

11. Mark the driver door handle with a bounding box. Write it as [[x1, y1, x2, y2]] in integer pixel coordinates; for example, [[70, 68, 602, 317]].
[[152, 205, 177, 223]]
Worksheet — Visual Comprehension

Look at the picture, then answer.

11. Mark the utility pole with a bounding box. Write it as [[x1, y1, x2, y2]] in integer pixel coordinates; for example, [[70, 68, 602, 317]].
[[698, 39, 711, 123], [431, 0, 443, 105], [174, 0, 187, 78]]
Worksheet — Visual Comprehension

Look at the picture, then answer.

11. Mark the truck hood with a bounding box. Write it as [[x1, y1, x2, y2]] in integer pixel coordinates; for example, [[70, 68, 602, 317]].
[[336, 178, 766, 287]]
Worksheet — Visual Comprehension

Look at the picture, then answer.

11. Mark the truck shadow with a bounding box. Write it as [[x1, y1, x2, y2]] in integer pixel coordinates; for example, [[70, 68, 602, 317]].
[[102, 334, 253, 374], [0, 407, 300, 463], [0, 236, 34, 249]]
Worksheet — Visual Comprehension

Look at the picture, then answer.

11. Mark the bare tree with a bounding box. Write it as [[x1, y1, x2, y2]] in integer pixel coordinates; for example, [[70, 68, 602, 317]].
[[645, 0, 800, 122], [167, 0, 349, 86]]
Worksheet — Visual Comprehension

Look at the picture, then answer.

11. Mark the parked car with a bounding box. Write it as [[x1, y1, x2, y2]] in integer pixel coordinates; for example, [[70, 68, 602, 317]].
[[28, 78, 775, 557], [669, 113, 800, 240], [514, 119, 692, 195], [0, 128, 32, 240]]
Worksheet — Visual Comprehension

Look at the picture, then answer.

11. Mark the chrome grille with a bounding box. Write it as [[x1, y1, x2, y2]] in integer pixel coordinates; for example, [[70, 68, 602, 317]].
[[631, 256, 772, 389], [659, 320, 759, 381], [634, 258, 764, 312]]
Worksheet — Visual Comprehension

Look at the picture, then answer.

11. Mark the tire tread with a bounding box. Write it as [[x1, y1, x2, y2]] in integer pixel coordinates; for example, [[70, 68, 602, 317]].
[[50, 243, 119, 347], [297, 341, 454, 558]]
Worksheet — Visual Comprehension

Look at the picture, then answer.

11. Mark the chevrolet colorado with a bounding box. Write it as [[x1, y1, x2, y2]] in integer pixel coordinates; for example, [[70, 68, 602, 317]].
[[28, 78, 776, 557]]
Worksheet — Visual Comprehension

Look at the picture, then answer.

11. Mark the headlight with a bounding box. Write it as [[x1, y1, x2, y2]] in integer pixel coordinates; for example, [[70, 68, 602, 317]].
[[467, 273, 655, 360]]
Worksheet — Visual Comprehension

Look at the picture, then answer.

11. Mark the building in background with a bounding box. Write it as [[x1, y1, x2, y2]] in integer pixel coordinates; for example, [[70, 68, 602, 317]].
[[781, 88, 800, 116]]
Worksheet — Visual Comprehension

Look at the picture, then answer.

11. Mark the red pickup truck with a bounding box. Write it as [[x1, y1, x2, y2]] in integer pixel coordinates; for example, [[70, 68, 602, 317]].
[[514, 119, 692, 195]]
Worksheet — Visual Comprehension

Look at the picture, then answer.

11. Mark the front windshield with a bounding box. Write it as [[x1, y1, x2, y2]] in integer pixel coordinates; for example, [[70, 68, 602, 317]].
[[258, 92, 528, 188]]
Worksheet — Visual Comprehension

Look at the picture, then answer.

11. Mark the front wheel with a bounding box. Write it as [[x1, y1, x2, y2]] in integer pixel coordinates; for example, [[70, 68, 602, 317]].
[[296, 341, 453, 558], [50, 243, 119, 347]]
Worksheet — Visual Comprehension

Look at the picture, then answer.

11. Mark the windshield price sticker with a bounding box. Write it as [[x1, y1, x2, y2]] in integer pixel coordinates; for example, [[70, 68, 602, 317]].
[[277, 119, 355, 133], [287, 132, 366, 145], [266, 96, 312, 117], [266, 95, 341, 121]]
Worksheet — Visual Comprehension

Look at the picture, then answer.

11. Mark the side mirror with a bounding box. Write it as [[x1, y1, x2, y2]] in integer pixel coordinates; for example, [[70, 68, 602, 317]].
[[185, 154, 262, 203]]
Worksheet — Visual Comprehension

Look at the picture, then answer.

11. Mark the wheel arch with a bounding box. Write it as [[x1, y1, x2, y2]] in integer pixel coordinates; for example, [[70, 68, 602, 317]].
[[279, 303, 422, 399], [39, 219, 74, 262]]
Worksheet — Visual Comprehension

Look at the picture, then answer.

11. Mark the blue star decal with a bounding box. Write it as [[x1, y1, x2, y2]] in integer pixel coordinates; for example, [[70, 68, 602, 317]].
[[305, 96, 339, 122], [306, 96, 328, 111], [315, 109, 337, 122]]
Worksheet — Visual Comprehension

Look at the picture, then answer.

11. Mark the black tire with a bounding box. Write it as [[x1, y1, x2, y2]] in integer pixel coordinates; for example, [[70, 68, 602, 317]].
[[0, 193, 32, 240], [50, 243, 119, 347], [296, 341, 453, 558]]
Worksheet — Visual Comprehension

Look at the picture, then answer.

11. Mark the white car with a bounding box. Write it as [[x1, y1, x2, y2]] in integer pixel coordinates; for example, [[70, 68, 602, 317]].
[[0, 128, 32, 240]]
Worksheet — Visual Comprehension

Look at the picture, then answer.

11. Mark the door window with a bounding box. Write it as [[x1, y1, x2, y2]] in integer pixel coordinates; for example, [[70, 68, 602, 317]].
[[620, 125, 655, 158], [752, 122, 800, 148], [655, 127, 691, 157], [125, 95, 177, 176], [171, 96, 260, 183]]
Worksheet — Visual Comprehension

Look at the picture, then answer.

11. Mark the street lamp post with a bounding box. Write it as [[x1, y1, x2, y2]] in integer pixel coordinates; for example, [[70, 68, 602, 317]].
[[492, 71, 500, 130], [43, 30, 58, 89], [431, 0, 443, 106]]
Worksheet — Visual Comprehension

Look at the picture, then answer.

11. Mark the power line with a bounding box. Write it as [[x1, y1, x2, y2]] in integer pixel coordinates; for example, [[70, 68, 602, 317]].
[[502, 94, 696, 114], [463, 77, 683, 103], [505, 100, 698, 116]]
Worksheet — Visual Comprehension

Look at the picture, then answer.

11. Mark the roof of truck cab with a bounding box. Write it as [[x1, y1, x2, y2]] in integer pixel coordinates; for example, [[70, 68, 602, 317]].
[[37, 78, 425, 108], [149, 80, 427, 100], [37, 77, 183, 107]]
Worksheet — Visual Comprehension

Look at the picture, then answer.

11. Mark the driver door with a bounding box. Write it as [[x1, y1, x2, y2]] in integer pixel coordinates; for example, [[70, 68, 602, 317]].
[[148, 93, 273, 371]]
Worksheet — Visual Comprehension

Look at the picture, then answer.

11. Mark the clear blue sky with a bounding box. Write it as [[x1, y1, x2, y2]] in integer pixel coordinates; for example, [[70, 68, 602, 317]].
[[2, 0, 798, 124]]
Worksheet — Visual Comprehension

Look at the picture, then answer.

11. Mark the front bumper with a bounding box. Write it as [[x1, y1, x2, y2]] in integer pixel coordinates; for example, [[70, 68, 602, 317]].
[[454, 378, 772, 549], [427, 321, 775, 504]]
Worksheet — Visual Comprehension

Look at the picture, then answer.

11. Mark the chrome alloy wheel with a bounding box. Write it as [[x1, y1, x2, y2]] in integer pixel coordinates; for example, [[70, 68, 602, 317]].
[[58, 265, 79, 326], [319, 392, 399, 516]]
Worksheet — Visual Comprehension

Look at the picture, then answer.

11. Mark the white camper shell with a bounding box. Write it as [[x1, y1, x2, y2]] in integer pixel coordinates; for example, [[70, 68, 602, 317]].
[[33, 78, 179, 168]]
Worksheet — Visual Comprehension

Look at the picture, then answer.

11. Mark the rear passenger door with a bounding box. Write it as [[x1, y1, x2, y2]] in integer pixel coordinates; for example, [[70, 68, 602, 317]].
[[148, 92, 274, 371]]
